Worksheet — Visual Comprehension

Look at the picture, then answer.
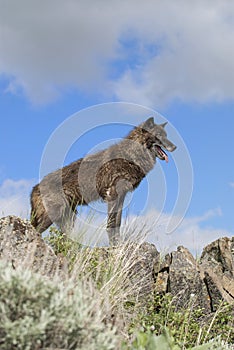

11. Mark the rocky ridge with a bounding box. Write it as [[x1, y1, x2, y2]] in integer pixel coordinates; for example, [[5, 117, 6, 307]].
[[0, 215, 233, 314]]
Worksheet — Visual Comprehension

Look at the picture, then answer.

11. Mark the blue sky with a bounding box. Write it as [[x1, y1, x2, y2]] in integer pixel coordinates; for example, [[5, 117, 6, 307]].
[[0, 1, 233, 251]]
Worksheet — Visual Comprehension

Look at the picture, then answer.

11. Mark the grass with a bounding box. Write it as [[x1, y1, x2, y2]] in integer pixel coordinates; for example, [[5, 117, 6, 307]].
[[127, 293, 233, 348], [45, 226, 234, 349]]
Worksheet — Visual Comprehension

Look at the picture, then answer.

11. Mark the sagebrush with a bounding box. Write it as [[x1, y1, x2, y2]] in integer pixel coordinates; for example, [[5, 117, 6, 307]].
[[0, 262, 117, 350]]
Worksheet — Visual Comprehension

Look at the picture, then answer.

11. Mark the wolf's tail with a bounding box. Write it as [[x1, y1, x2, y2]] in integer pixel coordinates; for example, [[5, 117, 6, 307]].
[[30, 184, 41, 228]]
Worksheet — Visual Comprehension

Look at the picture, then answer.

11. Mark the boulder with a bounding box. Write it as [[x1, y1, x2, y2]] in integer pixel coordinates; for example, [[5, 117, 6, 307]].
[[0, 215, 67, 279], [124, 242, 160, 299], [168, 246, 210, 311], [154, 246, 210, 312], [200, 237, 234, 310]]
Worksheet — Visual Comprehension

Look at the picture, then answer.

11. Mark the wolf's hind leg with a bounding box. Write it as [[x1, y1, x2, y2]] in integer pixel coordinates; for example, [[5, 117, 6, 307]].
[[55, 207, 77, 234], [31, 210, 53, 234]]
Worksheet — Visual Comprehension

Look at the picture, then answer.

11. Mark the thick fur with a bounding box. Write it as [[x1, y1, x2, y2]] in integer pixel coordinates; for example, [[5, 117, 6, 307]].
[[31, 117, 176, 244]]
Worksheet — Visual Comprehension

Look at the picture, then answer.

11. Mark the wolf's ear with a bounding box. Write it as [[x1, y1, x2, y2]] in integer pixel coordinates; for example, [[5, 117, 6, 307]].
[[143, 117, 155, 129], [160, 122, 168, 128]]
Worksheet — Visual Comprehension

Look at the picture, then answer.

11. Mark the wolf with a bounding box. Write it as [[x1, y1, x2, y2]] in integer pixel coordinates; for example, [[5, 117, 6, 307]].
[[30, 117, 176, 244]]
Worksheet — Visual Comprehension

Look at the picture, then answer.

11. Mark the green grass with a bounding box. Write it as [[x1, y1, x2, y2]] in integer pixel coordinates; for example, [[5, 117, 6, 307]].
[[127, 293, 233, 348]]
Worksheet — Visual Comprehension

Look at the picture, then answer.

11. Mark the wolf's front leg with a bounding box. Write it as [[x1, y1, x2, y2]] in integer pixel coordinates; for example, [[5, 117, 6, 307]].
[[107, 194, 125, 245], [107, 227, 121, 245]]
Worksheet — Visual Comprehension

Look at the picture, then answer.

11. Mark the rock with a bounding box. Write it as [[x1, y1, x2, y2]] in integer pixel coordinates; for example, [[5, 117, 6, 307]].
[[153, 246, 210, 311], [154, 269, 169, 294], [168, 246, 210, 311], [153, 238, 234, 312], [154, 253, 171, 294], [200, 237, 234, 310], [125, 242, 160, 299], [0, 216, 68, 279]]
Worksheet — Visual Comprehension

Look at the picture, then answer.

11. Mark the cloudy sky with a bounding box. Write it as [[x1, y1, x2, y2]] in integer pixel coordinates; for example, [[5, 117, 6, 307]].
[[0, 0, 234, 253]]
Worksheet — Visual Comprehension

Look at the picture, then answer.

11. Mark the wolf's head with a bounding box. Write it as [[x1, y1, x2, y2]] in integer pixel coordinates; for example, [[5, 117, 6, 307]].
[[142, 117, 176, 162], [130, 117, 177, 162]]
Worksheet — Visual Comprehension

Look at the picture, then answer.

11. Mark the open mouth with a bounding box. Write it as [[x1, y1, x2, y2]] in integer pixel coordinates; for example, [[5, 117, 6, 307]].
[[156, 145, 168, 163]]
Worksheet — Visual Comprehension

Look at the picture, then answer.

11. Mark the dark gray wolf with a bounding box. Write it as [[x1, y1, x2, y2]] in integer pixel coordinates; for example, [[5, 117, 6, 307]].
[[31, 117, 176, 244]]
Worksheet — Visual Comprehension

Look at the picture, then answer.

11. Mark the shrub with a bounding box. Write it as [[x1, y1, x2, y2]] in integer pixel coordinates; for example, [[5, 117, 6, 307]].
[[0, 262, 117, 350]]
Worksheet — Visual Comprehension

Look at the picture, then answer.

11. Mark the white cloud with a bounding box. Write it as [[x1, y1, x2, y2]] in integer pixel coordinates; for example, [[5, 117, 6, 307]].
[[0, 0, 234, 105], [229, 182, 234, 188], [0, 179, 35, 218], [121, 207, 232, 255], [112, 2, 234, 106], [70, 206, 232, 255]]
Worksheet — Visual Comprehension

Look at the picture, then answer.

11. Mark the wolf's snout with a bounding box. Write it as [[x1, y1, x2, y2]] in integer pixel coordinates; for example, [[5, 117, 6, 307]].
[[167, 144, 177, 152]]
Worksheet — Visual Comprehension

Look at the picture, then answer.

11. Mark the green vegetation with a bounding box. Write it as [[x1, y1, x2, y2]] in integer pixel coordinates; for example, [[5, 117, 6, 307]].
[[0, 263, 117, 350], [0, 226, 233, 349], [127, 294, 233, 349], [123, 328, 230, 350]]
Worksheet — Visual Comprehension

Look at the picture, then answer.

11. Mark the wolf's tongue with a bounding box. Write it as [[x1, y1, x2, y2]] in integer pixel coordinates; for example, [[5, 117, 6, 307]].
[[156, 145, 169, 163], [164, 153, 169, 163], [158, 146, 168, 163]]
